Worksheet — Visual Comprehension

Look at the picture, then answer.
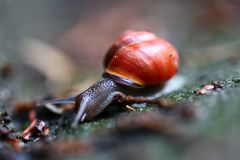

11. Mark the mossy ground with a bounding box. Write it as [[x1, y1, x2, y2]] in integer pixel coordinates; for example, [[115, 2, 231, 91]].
[[53, 59, 240, 160], [1, 55, 240, 160]]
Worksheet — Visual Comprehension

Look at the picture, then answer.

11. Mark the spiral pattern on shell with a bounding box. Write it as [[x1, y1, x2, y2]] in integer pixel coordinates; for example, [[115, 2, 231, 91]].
[[104, 30, 179, 86]]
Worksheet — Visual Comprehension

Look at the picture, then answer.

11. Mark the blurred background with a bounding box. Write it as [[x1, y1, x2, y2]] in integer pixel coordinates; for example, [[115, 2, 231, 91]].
[[0, 1, 240, 160], [0, 0, 240, 97]]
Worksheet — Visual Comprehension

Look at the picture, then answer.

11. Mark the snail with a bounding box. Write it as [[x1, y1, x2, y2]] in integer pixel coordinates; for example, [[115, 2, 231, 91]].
[[37, 30, 179, 127]]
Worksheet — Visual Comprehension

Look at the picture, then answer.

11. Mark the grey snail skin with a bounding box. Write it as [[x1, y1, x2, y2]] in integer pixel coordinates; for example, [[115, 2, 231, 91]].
[[37, 30, 179, 127]]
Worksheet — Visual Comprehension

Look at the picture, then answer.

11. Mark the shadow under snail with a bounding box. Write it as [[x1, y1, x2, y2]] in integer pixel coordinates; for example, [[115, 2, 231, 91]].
[[37, 30, 179, 127]]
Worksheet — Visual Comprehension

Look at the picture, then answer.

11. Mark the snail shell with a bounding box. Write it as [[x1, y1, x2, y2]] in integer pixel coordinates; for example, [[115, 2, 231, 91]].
[[104, 30, 179, 86]]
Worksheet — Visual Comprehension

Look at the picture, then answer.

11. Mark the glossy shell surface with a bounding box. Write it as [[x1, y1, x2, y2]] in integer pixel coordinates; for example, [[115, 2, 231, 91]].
[[104, 30, 179, 86]]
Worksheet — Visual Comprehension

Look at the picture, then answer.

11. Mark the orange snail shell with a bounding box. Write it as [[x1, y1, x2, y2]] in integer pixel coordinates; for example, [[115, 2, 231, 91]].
[[104, 30, 179, 86]]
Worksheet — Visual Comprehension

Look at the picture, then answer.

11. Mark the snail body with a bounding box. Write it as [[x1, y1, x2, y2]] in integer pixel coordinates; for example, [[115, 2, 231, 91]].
[[37, 30, 179, 127]]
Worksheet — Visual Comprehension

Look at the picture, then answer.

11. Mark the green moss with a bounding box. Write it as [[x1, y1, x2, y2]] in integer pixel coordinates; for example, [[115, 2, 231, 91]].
[[55, 119, 114, 138]]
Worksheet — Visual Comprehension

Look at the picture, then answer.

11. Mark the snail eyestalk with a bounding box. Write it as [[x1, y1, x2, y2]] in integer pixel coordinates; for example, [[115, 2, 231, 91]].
[[36, 96, 75, 106], [71, 97, 89, 127]]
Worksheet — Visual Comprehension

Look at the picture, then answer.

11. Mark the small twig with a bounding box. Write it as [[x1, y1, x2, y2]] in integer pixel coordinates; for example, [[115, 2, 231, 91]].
[[19, 119, 49, 143]]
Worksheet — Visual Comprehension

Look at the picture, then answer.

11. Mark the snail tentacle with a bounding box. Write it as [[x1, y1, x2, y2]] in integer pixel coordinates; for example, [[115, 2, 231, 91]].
[[36, 96, 76, 106]]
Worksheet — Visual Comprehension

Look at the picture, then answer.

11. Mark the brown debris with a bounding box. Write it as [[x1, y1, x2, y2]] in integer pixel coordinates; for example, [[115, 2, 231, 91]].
[[0, 127, 20, 151], [124, 105, 136, 111], [197, 81, 223, 95], [19, 119, 49, 143], [0, 112, 21, 151], [0, 112, 49, 151], [197, 84, 214, 95], [0, 112, 12, 126]]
